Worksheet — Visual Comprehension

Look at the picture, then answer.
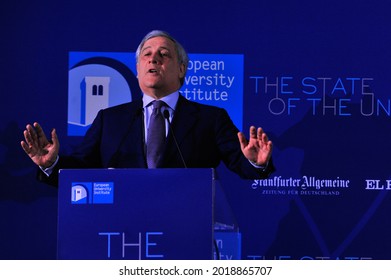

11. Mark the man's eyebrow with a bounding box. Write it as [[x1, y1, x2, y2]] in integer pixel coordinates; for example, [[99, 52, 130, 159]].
[[141, 46, 151, 53]]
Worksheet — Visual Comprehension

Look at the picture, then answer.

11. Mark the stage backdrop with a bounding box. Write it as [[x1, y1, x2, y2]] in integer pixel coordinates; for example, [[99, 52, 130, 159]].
[[1, 0, 390, 259]]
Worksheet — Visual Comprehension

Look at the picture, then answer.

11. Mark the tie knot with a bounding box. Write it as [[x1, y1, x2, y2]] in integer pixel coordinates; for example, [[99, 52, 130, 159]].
[[152, 100, 165, 110]]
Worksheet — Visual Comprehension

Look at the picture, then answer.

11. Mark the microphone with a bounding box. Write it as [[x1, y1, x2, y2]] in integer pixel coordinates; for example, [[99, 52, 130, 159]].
[[163, 109, 187, 168], [108, 108, 142, 168]]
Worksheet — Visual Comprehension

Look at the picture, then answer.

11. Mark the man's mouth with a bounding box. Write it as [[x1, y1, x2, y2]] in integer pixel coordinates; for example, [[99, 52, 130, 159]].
[[148, 69, 158, 73]]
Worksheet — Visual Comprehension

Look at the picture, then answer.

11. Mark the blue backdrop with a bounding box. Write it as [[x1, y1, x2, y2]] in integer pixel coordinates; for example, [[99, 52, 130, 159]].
[[1, 0, 390, 259]]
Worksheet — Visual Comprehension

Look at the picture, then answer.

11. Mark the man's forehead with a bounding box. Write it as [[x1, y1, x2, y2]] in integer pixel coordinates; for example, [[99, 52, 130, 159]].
[[142, 36, 175, 50]]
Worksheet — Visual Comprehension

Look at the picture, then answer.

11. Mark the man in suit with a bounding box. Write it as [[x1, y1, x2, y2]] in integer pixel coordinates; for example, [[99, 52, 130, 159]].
[[21, 30, 275, 186]]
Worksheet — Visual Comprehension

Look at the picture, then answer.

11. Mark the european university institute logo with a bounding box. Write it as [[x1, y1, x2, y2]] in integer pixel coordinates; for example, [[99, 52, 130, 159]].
[[71, 182, 114, 204]]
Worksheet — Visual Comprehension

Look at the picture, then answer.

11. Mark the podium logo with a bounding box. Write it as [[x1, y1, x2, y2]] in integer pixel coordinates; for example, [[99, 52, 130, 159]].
[[71, 184, 89, 203], [71, 182, 114, 204]]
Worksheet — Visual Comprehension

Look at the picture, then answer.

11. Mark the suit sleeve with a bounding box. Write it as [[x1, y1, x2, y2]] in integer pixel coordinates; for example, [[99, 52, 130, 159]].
[[37, 110, 106, 187], [215, 108, 275, 179]]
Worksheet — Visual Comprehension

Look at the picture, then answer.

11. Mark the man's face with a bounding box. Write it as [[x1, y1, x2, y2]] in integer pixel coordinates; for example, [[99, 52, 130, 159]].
[[136, 36, 185, 98]]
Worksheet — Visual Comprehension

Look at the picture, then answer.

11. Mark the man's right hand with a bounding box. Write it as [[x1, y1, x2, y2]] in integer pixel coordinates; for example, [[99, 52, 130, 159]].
[[21, 122, 60, 169]]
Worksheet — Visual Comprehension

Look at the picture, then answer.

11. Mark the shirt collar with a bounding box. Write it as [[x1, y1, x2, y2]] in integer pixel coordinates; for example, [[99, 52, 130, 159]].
[[142, 91, 179, 111]]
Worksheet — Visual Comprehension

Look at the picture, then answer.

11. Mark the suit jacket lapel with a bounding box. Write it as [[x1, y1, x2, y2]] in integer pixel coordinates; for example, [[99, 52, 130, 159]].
[[114, 99, 146, 167], [159, 95, 198, 166], [170, 95, 198, 145]]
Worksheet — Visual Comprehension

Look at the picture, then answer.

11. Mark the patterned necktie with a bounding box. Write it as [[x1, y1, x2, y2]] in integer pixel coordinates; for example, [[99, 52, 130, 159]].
[[146, 100, 166, 168]]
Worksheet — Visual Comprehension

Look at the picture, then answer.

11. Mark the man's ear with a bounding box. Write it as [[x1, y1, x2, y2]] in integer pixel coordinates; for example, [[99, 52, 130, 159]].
[[136, 62, 140, 78], [178, 63, 186, 79]]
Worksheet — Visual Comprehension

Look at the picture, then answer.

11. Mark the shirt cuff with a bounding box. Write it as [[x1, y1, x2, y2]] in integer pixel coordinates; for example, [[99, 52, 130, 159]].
[[39, 155, 59, 177], [249, 159, 268, 170]]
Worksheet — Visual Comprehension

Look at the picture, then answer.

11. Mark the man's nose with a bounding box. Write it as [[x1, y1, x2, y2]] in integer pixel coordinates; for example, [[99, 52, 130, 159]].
[[149, 53, 160, 64]]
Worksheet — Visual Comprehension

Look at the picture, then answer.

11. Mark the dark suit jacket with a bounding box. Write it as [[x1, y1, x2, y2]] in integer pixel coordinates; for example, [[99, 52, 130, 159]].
[[40, 95, 275, 186]]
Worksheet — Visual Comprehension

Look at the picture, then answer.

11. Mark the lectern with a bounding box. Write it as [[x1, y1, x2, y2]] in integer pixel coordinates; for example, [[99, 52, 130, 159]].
[[57, 168, 215, 260]]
